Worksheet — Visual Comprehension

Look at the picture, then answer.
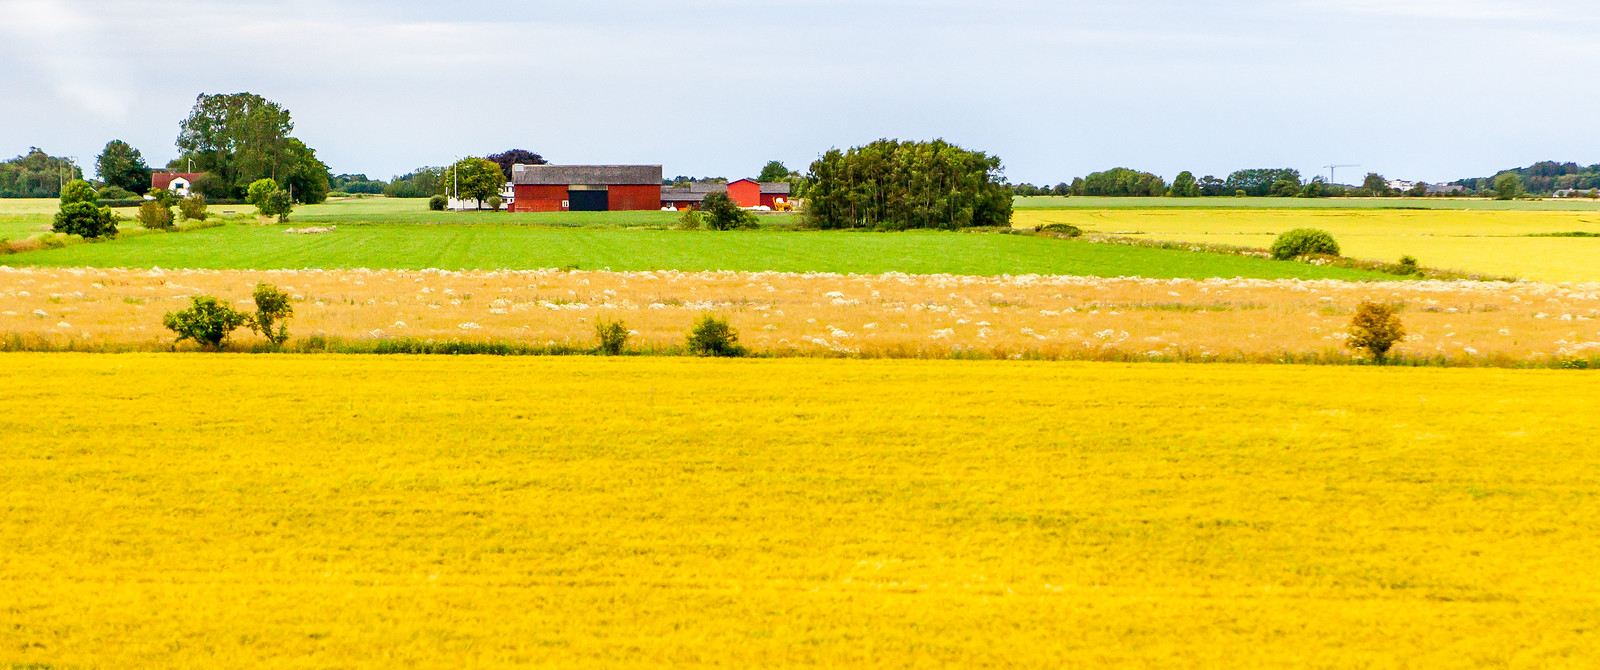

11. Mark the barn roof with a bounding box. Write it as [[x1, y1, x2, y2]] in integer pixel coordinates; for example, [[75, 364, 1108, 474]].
[[512, 164, 662, 186], [759, 182, 791, 195]]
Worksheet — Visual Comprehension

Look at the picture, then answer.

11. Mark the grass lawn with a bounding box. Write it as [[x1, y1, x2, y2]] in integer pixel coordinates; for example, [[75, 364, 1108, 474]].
[[2, 355, 1596, 667], [1016, 195, 1600, 210], [3, 223, 1392, 280], [1015, 208, 1600, 282]]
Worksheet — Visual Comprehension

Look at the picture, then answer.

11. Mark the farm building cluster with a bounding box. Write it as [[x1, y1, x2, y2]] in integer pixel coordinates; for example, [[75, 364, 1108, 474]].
[[508, 165, 790, 213]]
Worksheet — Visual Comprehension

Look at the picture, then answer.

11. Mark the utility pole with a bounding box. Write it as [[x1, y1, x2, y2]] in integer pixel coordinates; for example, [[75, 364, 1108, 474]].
[[1323, 164, 1359, 185]]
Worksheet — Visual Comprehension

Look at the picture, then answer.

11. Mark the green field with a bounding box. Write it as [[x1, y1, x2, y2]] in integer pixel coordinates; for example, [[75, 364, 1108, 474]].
[[1016, 195, 1600, 211], [2, 223, 1391, 279]]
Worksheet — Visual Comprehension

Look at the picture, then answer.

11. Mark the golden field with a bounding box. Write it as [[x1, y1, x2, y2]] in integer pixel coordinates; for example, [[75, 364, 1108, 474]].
[[3, 266, 1599, 363], [1, 354, 1597, 667], [1014, 209, 1600, 282]]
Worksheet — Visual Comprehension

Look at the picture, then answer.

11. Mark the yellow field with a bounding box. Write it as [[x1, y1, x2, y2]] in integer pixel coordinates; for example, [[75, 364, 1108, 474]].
[[1015, 209, 1600, 282], [4, 266, 1599, 363], [1, 354, 1596, 667]]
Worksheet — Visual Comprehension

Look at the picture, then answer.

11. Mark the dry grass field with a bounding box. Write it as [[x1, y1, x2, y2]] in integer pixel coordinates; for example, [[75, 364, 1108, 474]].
[[3, 266, 1598, 363], [1014, 209, 1600, 283], [2, 355, 1596, 667]]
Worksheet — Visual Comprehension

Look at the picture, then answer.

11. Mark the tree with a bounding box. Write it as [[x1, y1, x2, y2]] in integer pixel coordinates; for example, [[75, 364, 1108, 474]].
[[1169, 171, 1199, 197], [247, 178, 278, 206], [486, 149, 547, 180], [281, 138, 330, 204], [757, 160, 792, 183], [1362, 173, 1391, 196], [1493, 173, 1523, 200], [0, 148, 82, 198], [1225, 169, 1301, 197], [385, 167, 444, 198], [174, 92, 323, 199], [163, 296, 251, 350], [1408, 181, 1429, 197], [137, 200, 174, 230], [178, 195, 208, 222], [702, 191, 758, 230], [54, 182, 118, 239], [805, 139, 1012, 230], [686, 314, 745, 357], [59, 179, 98, 206], [1271, 228, 1340, 260], [95, 140, 152, 195], [1269, 179, 1301, 197], [1071, 168, 1166, 196], [249, 282, 295, 348], [443, 157, 505, 208], [264, 191, 293, 222], [1300, 177, 1325, 198], [1347, 301, 1405, 362]]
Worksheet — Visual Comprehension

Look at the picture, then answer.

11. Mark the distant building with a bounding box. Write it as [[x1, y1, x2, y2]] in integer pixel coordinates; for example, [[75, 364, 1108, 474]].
[[1426, 183, 1467, 196], [150, 172, 203, 197], [1386, 179, 1417, 192], [509, 165, 663, 212], [728, 179, 791, 209]]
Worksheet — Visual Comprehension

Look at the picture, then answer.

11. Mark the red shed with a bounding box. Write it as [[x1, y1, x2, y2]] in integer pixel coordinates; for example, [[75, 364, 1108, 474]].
[[727, 179, 792, 209], [510, 165, 663, 212]]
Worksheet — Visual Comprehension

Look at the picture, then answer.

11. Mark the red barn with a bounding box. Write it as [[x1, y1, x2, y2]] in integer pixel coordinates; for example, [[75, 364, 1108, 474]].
[[727, 179, 792, 209], [510, 165, 663, 212]]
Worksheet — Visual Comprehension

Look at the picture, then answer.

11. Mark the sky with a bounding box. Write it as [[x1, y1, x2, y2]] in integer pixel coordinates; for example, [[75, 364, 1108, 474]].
[[2, 0, 1597, 185]]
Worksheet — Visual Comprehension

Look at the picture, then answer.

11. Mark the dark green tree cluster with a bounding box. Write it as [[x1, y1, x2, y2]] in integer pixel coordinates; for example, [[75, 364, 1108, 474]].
[[701, 191, 758, 230], [172, 92, 330, 204], [385, 167, 444, 198], [1012, 183, 1071, 196], [1, 148, 82, 198], [1224, 169, 1302, 197], [1068, 168, 1167, 197], [52, 180, 119, 238], [805, 139, 1012, 230], [757, 160, 810, 198], [329, 174, 387, 194], [95, 140, 153, 195]]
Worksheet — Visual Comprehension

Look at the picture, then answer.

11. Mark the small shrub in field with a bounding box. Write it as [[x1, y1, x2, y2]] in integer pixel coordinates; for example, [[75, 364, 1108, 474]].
[[1398, 255, 1419, 274], [59, 180, 98, 206], [1271, 228, 1341, 260], [687, 314, 745, 357], [247, 179, 278, 206], [250, 282, 295, 348], [429, 195, 447, 211], [1037, 223, 1081, 236], [53, 202, 118, 239], [676, 207, 703, 230], [594, 319, 630, 355], [1347, 301, 1405, 362], [178, 195, 208, 222], [137, 200, 174, 230], [263, 191, 293, 222], [487, 195, 503, 211], [149, 189, 178, 207], [163, 296, 250, 349], [702, 192, 758, 231]]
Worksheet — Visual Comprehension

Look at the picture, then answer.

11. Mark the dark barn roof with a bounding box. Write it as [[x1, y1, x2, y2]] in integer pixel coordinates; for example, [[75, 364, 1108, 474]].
[[512, 164, 662, 186], [759, 182, 791, 195]]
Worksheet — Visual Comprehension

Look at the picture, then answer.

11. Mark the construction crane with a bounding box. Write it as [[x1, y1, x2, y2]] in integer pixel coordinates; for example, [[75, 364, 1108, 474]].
[[1323, 164, 1359, 185]]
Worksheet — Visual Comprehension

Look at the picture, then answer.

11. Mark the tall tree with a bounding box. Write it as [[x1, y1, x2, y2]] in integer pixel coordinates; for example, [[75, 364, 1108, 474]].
[[1070, 168, 1167, 196], [757, 161, 792, 183], [442, 157, 505, 209], [281, 138, 331, 204], [1169, 171, 1199, 197], [805, 139, 1011, 230], [175, 92, 296, 197], [1225, 169, 1301, 197], [95, 140, 153, 195], [486, 149, 546, 180], [1362, 173, 1392, 196]]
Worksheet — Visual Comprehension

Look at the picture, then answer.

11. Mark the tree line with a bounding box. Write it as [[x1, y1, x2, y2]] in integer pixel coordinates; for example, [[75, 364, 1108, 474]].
[[805, 139, 1012, 230]]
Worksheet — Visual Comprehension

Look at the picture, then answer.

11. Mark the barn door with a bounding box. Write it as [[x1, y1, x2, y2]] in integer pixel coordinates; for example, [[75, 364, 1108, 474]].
[[568, 188, 609, 212]]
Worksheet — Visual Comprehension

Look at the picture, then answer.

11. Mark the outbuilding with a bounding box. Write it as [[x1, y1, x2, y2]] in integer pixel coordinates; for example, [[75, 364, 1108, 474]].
[[510, 165, 663, 212], [151, 172, 203, 197]]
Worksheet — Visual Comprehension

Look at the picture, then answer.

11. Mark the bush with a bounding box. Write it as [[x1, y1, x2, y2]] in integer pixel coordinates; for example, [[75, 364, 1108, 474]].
[[1271, 228, 1340, 260], [702, 191, 758, 231], [676, 207, 703, 230], [136, 200, 175, 230], [250, 283, 295, 348], [52, 202, 118, 239], [263, 190, 293, 222], [247, 178, 278, 206], [178, 194, 208, 222], [149, 188, 178, 207], [1347, 301, 1405, 362], [1037, 223, 1081, 236], [162, 296, 251, 349], [59, 179, 98, 206], [99, 185, 137, 200], [486, 195, 503, 211], [1398, 255, 1419, 274], [428, 194, 447, 211], [594, 319, 630, 355], [686, 314, 745, 357]]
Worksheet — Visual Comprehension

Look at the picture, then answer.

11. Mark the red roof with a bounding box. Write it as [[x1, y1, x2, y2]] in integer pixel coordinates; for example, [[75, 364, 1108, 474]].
[[151, 172, 203, 190]]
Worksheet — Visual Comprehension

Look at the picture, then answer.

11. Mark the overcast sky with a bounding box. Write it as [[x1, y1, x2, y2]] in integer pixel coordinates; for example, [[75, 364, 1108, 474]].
[[2, 0, 1596, 185]]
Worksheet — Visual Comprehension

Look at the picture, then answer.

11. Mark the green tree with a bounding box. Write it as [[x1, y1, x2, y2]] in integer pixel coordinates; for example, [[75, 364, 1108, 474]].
[[686, 314, 745, 357], [263, 191, 294, 222], [281, 138, 331, 204], [1494, 173, 1523, 200], [163, 296, 250, 350], [249, 282, 295, 348], [1169, 171, 1199, 197], [247, 178, 278, 207], [1224, 169, 1301, 197], [1071, 168, 1167, 196], [1347, 301, 1406, 362], [702, 191, 758, 230], [805, 139, 1011, 230], [174, 92, 311, 198], [59, 179, 98, 206], [1362, 173, 1391, 196], [442, 157, 505, 209], [95, 140, 152, 195], [1269, 179, 1301, 197], [53, 202, 118, 238], [0, 148, 82, 198], [757, 160, 792, 182], [177, 194, 208, 222], [137, 200, 174, 230]]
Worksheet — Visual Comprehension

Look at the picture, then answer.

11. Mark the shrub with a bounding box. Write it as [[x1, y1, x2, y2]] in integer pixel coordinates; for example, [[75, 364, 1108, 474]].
[[162, 296, 251, 349], [1234, 190, 1247, 197], [250, 282, 295, 348], [59, 179, 98, 206], [1347, 301, 1405, 362], [178, 194, 208, 222], [247, 178, 278, 206], [702, 192, 758, 231], [149, 188, 178, 207], [263, 190, 294, 222], [686, 314, 745, 357], [137, 200, 174, 230], [1037, 223, 1081, 237], [594, 319, 630, 355], [52, 202, 119, 239], [100, 185, 137, 200], [1271, 228, 1340, 260], [676, 207, 703, 230], [429, 194, 447, 211], [486, 195, 503, 211], [1398, 255, 1419, 274]]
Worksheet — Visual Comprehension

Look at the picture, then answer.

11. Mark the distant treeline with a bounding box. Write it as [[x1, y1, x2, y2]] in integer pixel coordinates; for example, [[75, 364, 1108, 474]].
[[0, 148, 84, 198], [805, 139, 1012, 229], [1016, 161, 1600, 199], [1451, 161, 1600, 195]]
